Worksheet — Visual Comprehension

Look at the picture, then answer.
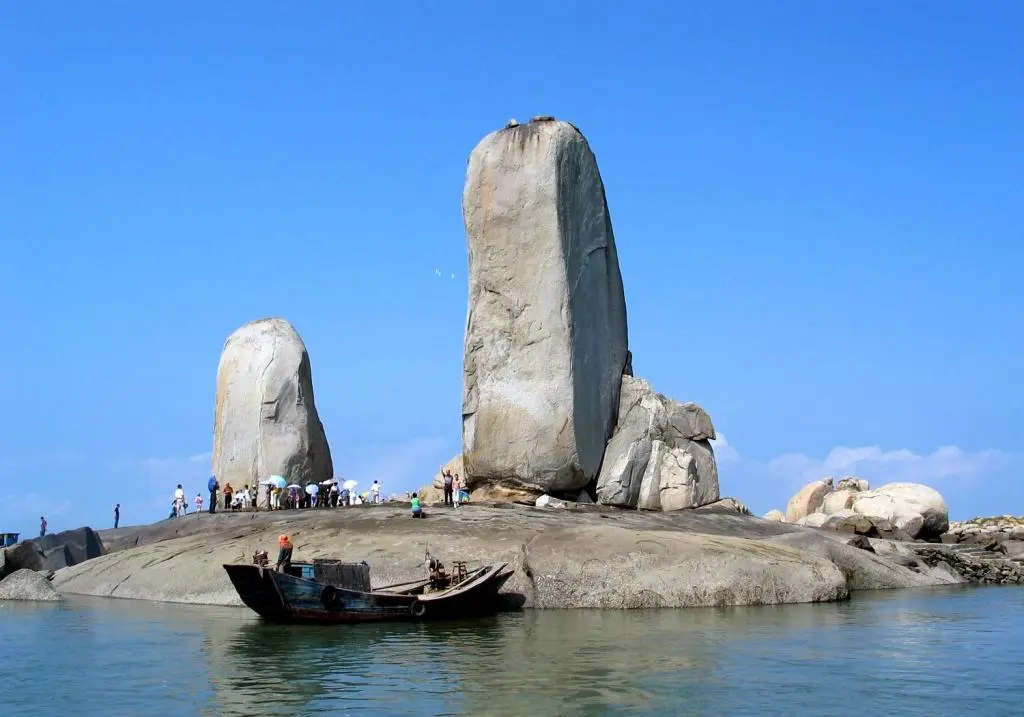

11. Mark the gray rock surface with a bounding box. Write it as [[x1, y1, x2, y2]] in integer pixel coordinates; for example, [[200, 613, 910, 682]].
[[3, 541, 43, 573], [212, 318, 333, 498], [0, 569, 62, 601], [52, 505, 964, 609], [461, 119, 628, 495], [597, 376, 719, 509]]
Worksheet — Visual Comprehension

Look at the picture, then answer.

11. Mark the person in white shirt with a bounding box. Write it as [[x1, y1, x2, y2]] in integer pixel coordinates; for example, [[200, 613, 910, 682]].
[[174, 484, 185, 516], [194, 493, 203, 513], [371, 480, 381, 504]]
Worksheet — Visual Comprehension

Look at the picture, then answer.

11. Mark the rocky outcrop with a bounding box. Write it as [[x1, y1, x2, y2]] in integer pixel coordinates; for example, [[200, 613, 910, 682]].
[[0, 569, 62, 601], [596, 376, 719, 510], [53, 503, 971, 609], [763, 509, 786, 522], [461, 118, 629, 496], [781, 479, 949, 542], [212, 318, 333, 498]]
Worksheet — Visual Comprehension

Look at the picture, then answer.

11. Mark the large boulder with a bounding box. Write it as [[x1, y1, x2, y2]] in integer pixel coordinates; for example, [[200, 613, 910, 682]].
[[786, 478, 834, 522], [822, 489, 857, 515], [875, 483, 949, 539], [763, 509, 786, 522], [461, 118, 629, 495], [0, 569, 62, 601], [597, 376, 719, 509], [35, 527, 105, 566], [852, 483, 948, 540], [3, 541, 43, 573], [212, 318, 333, 500]]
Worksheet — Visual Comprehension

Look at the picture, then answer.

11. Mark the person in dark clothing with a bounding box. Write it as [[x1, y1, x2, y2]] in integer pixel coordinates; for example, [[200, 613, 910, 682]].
[[442, 469, 454, 506], [208, 476, 219, 514], [114, 504, 120, 529], [276, 534, 293, 572], [40, 516, 47, 537]]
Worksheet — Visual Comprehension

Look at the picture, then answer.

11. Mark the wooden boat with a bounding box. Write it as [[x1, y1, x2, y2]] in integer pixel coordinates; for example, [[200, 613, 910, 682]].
[[223, 554, 514, 624]]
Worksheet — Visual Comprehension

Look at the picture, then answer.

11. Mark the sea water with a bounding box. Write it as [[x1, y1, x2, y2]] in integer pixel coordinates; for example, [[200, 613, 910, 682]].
[[1, 585, 1022, 716]]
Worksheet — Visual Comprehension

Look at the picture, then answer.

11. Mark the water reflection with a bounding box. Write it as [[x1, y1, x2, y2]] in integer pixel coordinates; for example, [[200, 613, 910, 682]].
[[2, 585, 1023, 716]]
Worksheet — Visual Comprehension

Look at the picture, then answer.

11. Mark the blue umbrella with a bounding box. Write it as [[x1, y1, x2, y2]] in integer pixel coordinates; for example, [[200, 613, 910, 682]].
[[305, 484, 319, 495], [268, 475, 286, 489]]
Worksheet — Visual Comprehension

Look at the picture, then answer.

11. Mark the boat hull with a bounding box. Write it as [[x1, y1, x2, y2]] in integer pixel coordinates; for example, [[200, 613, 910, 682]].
[[224, 563, 513, 624]]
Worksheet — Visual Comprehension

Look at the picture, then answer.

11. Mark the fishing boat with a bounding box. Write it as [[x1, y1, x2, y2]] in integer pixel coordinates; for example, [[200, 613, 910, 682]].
[[223, 553, 514, 624]]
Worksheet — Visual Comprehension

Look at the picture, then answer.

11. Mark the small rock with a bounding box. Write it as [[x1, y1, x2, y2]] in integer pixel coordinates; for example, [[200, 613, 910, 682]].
[[0, 569, 63, 601], [531, 115, 556, 122], [762, 509, 786, 522], [505, 118, 519, 128], [846, 535, 876, 553], [797, 513, 830, 528], [536, 495, 569, 509]]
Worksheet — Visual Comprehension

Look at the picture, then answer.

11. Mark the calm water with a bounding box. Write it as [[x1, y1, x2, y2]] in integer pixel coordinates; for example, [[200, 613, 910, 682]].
[[2, 586, 1023, 716]]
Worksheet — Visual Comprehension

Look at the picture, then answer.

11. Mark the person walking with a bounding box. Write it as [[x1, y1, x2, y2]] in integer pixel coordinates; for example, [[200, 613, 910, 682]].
[[39, 516, 47, 537], [114, 504, 120, 529], [442, 469, 454, 506], [208, 476, 219, 514]]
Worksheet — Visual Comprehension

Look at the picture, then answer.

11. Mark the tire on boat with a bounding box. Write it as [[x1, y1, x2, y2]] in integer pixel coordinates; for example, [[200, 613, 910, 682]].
[[410, 600, 427, 618], [321, 585, 343, 610]]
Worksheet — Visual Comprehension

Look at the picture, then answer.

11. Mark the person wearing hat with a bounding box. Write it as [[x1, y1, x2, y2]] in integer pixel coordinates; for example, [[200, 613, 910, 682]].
[[276, 534, 293, 573]]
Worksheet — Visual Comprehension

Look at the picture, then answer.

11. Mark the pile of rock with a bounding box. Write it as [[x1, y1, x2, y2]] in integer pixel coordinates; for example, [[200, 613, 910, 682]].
[[763, 478, 950, 542], [457, 117, 720, 511]]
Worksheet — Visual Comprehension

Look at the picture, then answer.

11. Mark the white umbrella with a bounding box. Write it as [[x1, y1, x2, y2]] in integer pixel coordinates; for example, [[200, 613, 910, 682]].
[[343, 479, 358, 491], [319, 477, 339, 486], [305, 484, 319, 495], [287, 484, 302, 490]]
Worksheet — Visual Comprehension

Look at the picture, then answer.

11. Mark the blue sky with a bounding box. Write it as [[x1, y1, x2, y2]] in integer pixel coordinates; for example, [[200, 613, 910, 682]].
[[2, 2, 1021, 536]]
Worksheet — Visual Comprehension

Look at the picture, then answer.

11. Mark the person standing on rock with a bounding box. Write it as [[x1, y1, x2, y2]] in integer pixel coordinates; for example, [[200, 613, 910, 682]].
[[223, 482, 233, 510], [371, 480, 381, 504], [39, 516, 47, 537], [114, 504, 120, 529], [174, 484, 185, 516], [442, 469, 454, 506], [208, 476, 219, 515], [453, 474, 463, 509], [195, 493, 203, 514]]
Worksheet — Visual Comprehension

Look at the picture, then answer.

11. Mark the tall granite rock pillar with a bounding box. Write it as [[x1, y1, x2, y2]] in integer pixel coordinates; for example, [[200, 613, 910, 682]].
[[212, 318, 333, 496], [461, 117, 629, 494]]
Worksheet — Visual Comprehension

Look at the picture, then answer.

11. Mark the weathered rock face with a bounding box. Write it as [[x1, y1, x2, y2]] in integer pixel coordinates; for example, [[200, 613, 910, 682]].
[[763, 509, 786, 522], [874, 483, 949, 539], [0, 569, 62, 601], [596, 376, 719, 510], [822, 489, 857, 515], [461, 118, 629, 495], [213, 318, 333, 496], [786, 479, 834, 522]]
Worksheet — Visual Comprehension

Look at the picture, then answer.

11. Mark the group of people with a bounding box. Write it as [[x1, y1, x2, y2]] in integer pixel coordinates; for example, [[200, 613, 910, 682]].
[[167, 478, 386, 519], [440, 468, 468, 508]]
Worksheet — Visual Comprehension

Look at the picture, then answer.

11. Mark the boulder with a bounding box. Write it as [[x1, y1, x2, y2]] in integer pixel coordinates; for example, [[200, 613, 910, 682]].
[[470, 484, 538, 504], [34, 527, 104, 566], [763, 509, 786, 522], [822, 509, 873, 535], [851, 483, 948, 540], [846, 535, 876, 553], [875, 483, 949, 539], [597, 376, 719, 509], [417, 486, 445, 504], [536, 495, 570, 509], [41, 544, 72, 572], [821, 489, 857, 515], [0, 569, 62, 601], [836, 477, 870, 492], [4, 541, 43, 573], [0, 546, 5, 578], [696, 498, 752, 516], [432, 454, 468, 489], [798, 513, 830, 528], [461, 118, 629, 495], [786, 479, 834, 523], [212, 318, 333, 501]]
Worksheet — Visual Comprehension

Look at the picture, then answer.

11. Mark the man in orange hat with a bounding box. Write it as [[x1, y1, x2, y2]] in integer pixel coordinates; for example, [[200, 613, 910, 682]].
[[276, 534, 293, 573]]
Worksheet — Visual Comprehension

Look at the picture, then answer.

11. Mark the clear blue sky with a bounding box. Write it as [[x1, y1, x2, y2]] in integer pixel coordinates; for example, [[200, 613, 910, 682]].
[[2, 1, 1021, 536]]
